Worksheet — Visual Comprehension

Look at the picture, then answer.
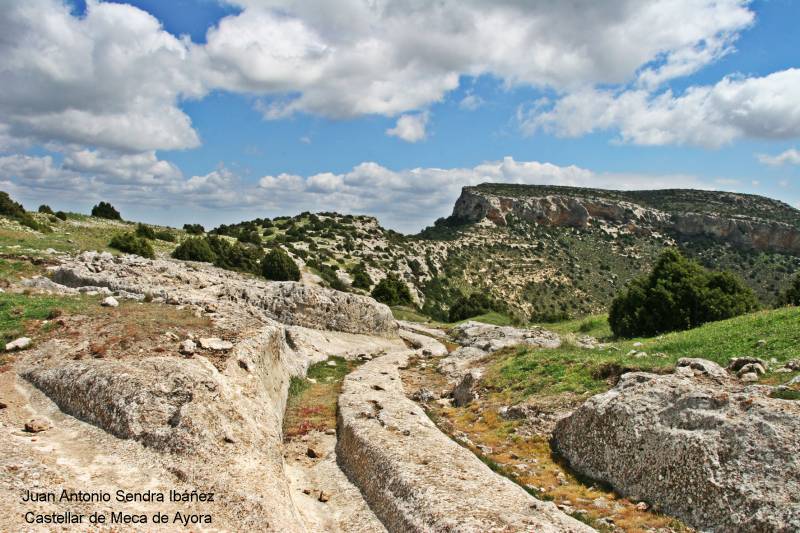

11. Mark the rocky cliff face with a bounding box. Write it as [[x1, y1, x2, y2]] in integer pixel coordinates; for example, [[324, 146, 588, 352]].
[[452, 185, 800, 254]]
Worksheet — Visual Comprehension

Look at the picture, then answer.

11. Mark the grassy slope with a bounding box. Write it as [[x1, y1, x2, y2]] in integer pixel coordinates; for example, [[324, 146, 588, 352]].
[[484, 307, 800, 402]]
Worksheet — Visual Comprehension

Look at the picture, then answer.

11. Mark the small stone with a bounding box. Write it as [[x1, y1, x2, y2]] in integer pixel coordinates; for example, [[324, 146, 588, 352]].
[[635, 501, 649, 511], [302, 488, 311, 495], [324, 428, 336, 436], [326, 360, 337, 367], [633, 341, 643, 347], [165, 331, 179, 341], [101, 296, 119, 307], [740, 372, 759, 383], [318, 491, 329, 503], [179, 339, 196, 355], [5, 337, 31, 351], [198, 337, 233, 351], [24, 419, 49, 433], [756, 339, 767, 348], [306, 447, 319, 459]]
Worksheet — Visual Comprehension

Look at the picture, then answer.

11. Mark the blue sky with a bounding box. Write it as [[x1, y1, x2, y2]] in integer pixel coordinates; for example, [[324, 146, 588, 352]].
[[1, 0, 799, 232]]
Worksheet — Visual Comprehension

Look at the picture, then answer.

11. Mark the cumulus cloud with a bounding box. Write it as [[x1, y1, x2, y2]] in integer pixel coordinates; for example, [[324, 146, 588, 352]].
[[386, 113, 429, 143], [2, 152, 710, 232], [523, 69, 800, 147], [758, 148, 800, 166], [0, 0, 761, 152], [256, 156, 707, 231], [0, 0, 204, 153]]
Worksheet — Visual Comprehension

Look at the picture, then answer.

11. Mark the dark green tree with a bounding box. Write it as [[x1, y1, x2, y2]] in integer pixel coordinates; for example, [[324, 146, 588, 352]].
[[371, 274, 413, 306], [135, 223, 157, 240], [261, 248, 300, 281], [609, 249, 758, 337], [109, 233, 154, 258], [779, 273, 800, 306], [91, 201, 121, 220], [172, 237, 216, 263], [183, 223, 205, 235], [38, 205, 54, 215]]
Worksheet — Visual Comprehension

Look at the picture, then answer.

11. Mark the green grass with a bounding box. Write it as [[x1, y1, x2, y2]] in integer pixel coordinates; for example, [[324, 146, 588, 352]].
[[0, 292, 96, 346], [0, 258, 46, 280], [0, 215, 182, 257], [539, 314, 612, 339], [391, 305, 515, 328], [484, 307, 800, 401]]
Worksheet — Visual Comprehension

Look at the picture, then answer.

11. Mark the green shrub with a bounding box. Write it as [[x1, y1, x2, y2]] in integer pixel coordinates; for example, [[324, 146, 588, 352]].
[[0, 191, 48, 232], [371, 274, 413, 306], [449, 291, 496, 322], [183, 223, 205, 235], [91, 201, 121, 220], [349, 263, 372, 290], [135, 223, 157, 240], [779, 273, 800, 306], [172, 237, 216, 263], [154, 230, 176, 242], [238, 230, 262, 246], [109, 232, 154, 258], [55, 211, 68, 221], [38, 205, 54, 215], [262, 248, 300, 281], [207, 236, 263, 274], [609, 249, 758, 338]]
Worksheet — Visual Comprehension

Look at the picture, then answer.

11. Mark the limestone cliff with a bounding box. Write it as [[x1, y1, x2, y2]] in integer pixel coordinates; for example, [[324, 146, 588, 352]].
[[452, 184, 800, 254]]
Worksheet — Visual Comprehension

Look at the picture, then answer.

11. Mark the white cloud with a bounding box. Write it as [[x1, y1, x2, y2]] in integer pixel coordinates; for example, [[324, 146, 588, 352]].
[[459, 93, 484, 111], [256, 156, 707, 231], [523, 69, 800, 147], [386, 113, 429, 143], [0, 151, 730, 232], [0, 0, 764, 152], [758, 148, 800, 166], [0, 0, 203, 153]]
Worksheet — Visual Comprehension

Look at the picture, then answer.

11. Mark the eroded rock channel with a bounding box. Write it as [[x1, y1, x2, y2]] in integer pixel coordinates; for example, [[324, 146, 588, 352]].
[[0, 252, 586, 532]]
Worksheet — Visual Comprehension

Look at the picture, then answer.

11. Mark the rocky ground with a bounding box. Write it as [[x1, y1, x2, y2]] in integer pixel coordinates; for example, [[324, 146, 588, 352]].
[[1, 247, 798, 532]]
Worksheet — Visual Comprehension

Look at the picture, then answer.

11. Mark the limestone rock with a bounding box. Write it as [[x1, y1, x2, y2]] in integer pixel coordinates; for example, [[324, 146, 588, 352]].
[[178, 339, 196, 355], [675, 358, 728, 379], [24, 419, 49, 433], [552, 368, 800, 532], [198, 337, 233, 351], [452, 370, 481, 407], [5, 337, 31, 351], [337, 350, 593, 532], [728, 356, 768, 374], [52, 253, 397, 337], [101, 296, 119, 307]]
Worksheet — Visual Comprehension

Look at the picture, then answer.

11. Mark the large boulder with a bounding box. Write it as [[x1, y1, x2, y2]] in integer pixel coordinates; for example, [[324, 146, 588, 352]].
[[552, 363, 800, 532]]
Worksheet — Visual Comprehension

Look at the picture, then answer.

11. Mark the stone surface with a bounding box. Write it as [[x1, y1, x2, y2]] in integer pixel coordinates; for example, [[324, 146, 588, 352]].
[[24, 419, 49, 433], [52, 253, 398, 338], [198, 337, 234, 351], [5, 337, 31, 351], [552, 364, 800, 532], [675, 357, 728, 379], [101, 296, 119, 307], [178, 339, 196, 355], [439, 321, 560, 379], [337, 347, 593, 533], [452, 370, 481, 407]]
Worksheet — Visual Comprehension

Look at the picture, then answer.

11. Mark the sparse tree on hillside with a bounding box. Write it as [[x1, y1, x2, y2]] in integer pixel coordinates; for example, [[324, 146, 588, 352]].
[[609, 249, 758, 338], [261, 248, 300, 281], [778, 273, 800, 306], [91, 201, 121, 220]]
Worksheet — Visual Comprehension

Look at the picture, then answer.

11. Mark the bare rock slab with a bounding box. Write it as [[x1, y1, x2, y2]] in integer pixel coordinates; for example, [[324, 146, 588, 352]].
[[552, 363, 800, 532], [337, 349, 592, 533]]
